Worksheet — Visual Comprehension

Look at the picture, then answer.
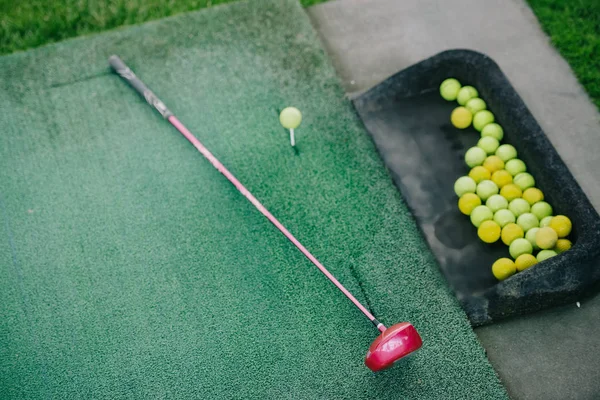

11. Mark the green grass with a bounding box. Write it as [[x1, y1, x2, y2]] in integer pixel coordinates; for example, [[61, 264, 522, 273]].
[[0, 0, 327, 56], [527, 0, 600, 108]]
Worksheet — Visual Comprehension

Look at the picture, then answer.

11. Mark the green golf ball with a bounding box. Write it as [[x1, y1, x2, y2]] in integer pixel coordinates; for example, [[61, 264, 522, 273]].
[[473, 110, 495, 132], [531, 201, 553, 220], [509, 238, 533, 259], [496, 144, 518, 162], [513, 172, 535, 191], [505, 159, 527, 176], [476, 180, 499, 201], [486, 194, 508, 212], [494, 209, 516, 228], [465, 98, 487, 115], [457, 86, 479, 106], [477, 137, 500, 155], [509, 198, 530, 217], [540, 216, 553, 228], [465, 146, 487, 168], [526, 227, 540, 250], [470, 205, 494, 228], [454, 176, 477, 197], [481, 123, 504, 141], [517, 213, 539, 232], [440, 78, 462, 101], [537, 249, 557, 262]]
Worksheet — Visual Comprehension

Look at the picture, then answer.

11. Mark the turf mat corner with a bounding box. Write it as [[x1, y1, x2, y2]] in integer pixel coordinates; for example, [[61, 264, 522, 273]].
[[0, 0, 508, 398]]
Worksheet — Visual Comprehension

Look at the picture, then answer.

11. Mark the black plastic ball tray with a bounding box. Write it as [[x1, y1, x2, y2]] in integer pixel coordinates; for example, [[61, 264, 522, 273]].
[[352, 49, 600, 326]]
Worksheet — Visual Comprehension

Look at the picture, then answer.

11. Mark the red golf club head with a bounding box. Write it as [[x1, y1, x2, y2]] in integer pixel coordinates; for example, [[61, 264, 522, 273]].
[[365, 322, 422, 372]]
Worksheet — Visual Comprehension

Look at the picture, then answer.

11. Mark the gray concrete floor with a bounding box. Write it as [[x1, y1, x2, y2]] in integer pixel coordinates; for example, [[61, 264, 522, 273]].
[[307, 0, 600, 399]]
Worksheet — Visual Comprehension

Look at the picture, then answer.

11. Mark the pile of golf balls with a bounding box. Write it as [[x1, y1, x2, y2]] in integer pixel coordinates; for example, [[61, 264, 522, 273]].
[[441, 78, 575, 281]]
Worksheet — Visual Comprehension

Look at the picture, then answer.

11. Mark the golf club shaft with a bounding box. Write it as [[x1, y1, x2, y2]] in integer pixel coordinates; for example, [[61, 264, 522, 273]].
[[109, 56, 385, 332]]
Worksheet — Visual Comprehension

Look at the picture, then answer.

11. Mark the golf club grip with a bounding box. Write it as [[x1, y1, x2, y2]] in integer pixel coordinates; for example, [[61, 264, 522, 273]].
[[108, 55, 173, 119]]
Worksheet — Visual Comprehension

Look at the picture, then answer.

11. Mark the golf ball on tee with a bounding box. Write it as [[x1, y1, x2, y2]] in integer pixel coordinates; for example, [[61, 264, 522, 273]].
[[279, 107, 302, 129]]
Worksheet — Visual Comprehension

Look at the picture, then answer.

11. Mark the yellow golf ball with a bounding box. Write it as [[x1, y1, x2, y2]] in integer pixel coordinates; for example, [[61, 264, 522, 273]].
[[478, 220, 501, 243], [522, 188, 544, 205], [555, 239, 573, 253], [469, 166, 491, 183], [549, 215, 572, 238], [483, 156, 505, 174], [515, 254, 538, 272], [492, 258, 517, 281], [451, 106, 473, 129], [458, 193, 482, 215], [491, 170, 513, 188], [500, 184, 523, 202], [536, 227, 558, 250], [279, 107, 302, 129], [501, 223, 524, 246]]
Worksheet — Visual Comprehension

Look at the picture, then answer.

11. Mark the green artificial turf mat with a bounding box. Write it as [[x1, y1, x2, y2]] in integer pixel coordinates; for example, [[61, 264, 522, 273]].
[[0, 0, 508, 398]]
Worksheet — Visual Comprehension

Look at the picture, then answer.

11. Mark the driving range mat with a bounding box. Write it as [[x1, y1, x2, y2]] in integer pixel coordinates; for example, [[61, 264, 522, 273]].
[[0, 0, 507, 398]]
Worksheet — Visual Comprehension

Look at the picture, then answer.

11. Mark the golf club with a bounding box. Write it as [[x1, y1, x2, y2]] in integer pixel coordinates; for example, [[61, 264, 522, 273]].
[[108, 55, 422, 372]]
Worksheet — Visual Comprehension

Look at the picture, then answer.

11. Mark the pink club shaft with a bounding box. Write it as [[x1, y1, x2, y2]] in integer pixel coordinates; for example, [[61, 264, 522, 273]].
[[108, 55, 385, 332], [169, 116, 384, 331]]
